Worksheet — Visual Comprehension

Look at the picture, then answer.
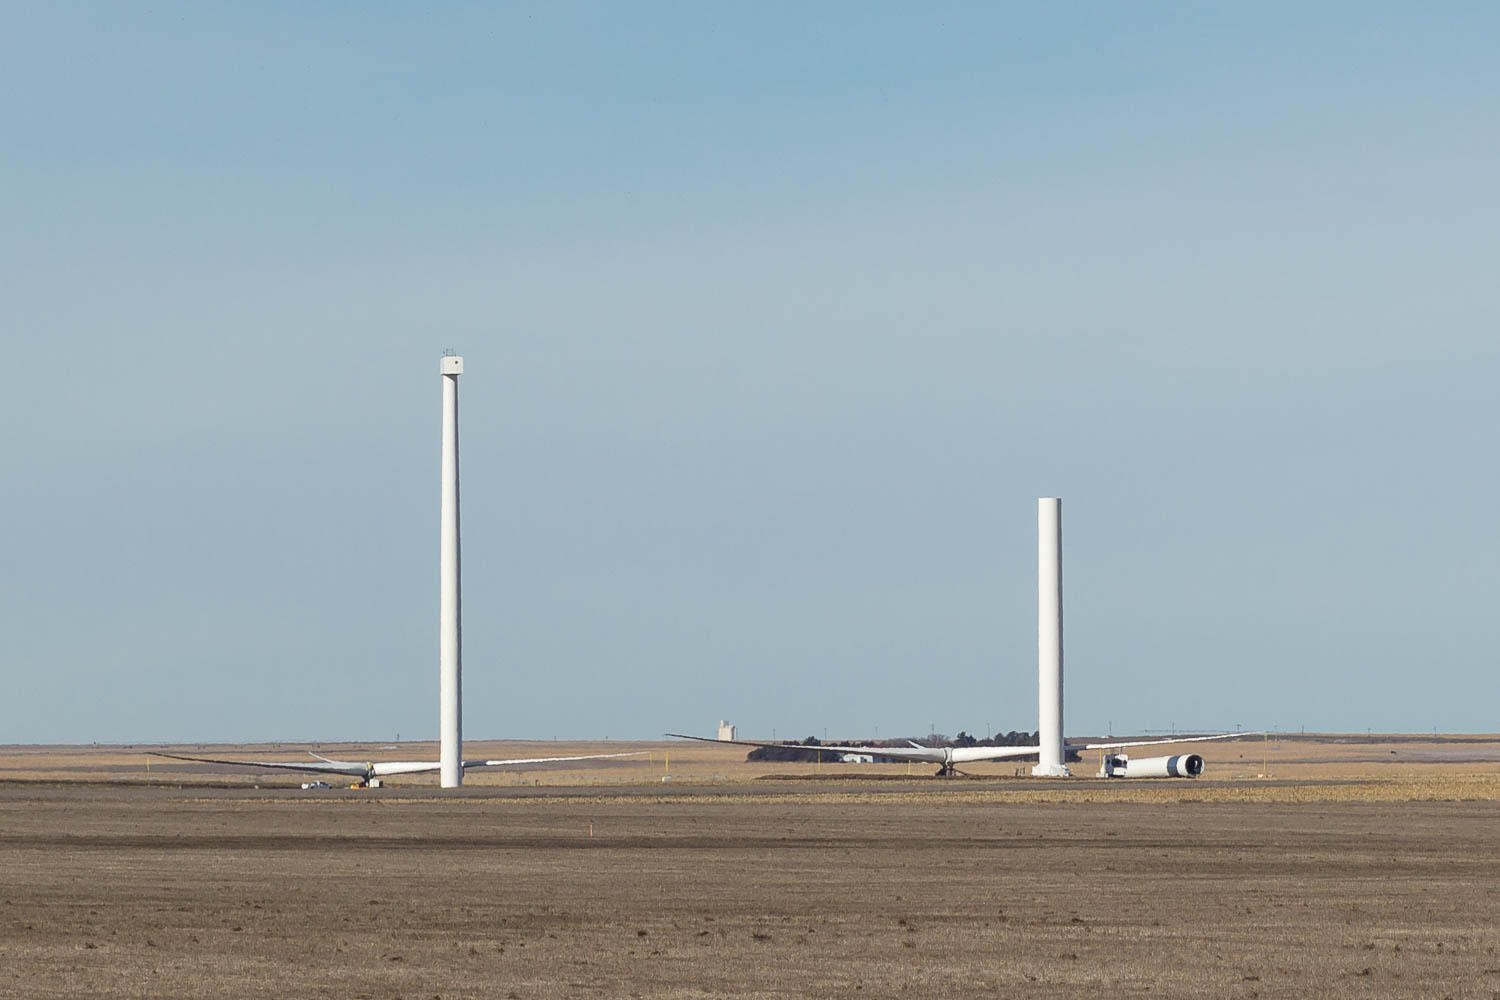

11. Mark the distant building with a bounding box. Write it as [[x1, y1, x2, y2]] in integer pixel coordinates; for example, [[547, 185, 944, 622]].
[[717, 720, 737, 741]]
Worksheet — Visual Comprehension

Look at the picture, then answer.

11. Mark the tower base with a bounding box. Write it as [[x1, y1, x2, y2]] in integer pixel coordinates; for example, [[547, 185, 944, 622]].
[[1031, 763, 1072, 777]]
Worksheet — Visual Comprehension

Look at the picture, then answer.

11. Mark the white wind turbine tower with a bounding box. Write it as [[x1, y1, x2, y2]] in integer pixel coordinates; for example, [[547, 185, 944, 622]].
[[1033, 497, 1070, 776], [438, 353, 464, 787]]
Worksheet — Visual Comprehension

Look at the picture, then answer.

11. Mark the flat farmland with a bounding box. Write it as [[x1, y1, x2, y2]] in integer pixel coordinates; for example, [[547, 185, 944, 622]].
[[6, 732, 1500, 786], [5, 743, 1500, 999]]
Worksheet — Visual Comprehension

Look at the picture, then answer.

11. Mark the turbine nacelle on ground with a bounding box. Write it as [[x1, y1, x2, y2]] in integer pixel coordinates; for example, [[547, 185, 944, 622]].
[[1098, 752, 1205, 778]]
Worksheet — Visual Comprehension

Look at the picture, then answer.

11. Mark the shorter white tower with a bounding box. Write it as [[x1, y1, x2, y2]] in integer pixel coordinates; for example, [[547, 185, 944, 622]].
[[717, 720, 737, 741], [438, 354, 464, 788], [1033, 497, 1070, 776]]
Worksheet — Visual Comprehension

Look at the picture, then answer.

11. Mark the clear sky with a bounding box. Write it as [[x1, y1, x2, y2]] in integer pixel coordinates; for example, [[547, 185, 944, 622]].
[[3, 4, 1498, 744]]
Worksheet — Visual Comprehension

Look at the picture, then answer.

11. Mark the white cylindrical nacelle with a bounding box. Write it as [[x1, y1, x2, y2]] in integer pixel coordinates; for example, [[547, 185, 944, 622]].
[[439, 354, 464, 788], [1100, 753, 1204, 779], [1033, 498, 1069, 776]]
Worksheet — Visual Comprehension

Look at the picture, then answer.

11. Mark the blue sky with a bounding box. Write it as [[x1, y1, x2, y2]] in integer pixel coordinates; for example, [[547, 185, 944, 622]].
[[3, 4, 1498, 743]]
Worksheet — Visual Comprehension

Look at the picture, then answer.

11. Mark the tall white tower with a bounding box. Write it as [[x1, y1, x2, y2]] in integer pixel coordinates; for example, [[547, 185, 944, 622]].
[[438, 354, 464, 788], [1032, 497, 1070, 776]]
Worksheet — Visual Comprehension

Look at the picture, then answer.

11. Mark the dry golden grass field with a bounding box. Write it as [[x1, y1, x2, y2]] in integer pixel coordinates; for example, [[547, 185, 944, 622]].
[[4, 735, 1500, 998]]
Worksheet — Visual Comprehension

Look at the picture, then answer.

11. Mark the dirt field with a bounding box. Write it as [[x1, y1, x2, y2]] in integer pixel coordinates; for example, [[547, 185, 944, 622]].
[[4, 739, 1500, 998]]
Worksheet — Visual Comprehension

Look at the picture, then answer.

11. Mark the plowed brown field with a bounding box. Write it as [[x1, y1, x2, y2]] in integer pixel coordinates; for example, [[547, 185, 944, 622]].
[[3, 739, 1500, 998]]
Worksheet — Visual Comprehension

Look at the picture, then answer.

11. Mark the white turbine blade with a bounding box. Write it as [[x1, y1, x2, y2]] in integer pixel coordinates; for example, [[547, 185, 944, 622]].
[[949, 745, 1044, 763], [1075, 732, 1247, 751], [861, 747, 948, 763], [665, 733, 948, 765], [148, 752, 366, 777], [153, 750, 650, 780], [308, 752, 365, 768], [370, 761, 444, 776], [463, 751, 648, 769]]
